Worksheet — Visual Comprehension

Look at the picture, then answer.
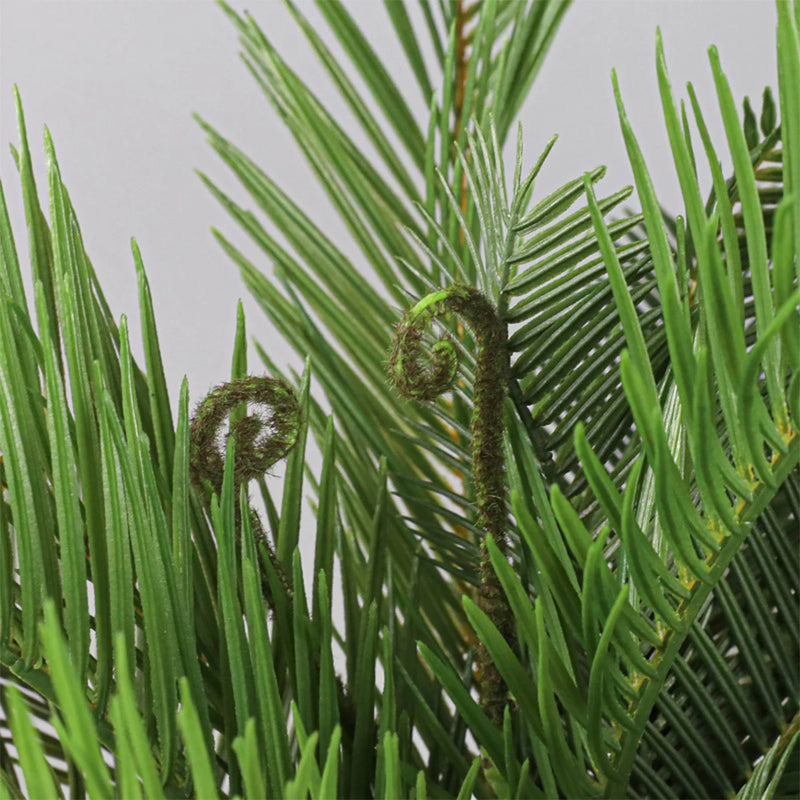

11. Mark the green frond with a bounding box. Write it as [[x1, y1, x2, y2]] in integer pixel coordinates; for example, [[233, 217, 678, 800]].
[[1, 1, 797, 798]]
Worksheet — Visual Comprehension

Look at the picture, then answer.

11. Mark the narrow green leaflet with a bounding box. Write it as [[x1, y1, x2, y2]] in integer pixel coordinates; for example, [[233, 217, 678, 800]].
[[5, 685, 61, 800], [109, 634, 164, 800], [177, 678, 220, 800], [36, 280, 89, 686], [39, 601, 112, 799]]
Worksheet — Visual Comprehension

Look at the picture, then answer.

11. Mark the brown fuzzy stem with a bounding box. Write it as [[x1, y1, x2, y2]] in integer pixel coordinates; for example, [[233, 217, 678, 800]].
[[388, 285, 514, 725], [189, 376, 363, 747]]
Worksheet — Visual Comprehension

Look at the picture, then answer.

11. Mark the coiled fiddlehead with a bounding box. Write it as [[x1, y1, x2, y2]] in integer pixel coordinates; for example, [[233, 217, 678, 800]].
[[190, 375, 361, 743], [189, 376, 301, 600], [388, 285, 514, 725]]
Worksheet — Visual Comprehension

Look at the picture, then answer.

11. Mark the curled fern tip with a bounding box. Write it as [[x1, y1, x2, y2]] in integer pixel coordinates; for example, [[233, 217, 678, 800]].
[[189, 375, 301, 493], [388, 284, 514, 725], [189, 375, 301, 603]]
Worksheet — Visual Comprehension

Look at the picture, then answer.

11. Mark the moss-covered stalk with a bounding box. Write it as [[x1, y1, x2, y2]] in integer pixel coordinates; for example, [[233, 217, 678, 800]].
[[189, 375, 363, 745], [388, 285, 513, 725], [189, 375, 301, 600]]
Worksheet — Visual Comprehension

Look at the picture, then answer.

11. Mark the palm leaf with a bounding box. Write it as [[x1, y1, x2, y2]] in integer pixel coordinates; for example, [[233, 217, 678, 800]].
[[440, 16, 798, 799], [2, 2, 796, 798]]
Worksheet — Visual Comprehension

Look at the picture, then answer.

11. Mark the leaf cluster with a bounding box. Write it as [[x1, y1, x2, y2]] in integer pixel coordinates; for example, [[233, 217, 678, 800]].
[[0, 2, 797, 799]]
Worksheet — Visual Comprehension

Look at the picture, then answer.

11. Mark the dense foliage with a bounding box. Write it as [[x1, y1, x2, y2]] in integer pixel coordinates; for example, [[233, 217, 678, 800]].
[[0, 2, 797, 798]]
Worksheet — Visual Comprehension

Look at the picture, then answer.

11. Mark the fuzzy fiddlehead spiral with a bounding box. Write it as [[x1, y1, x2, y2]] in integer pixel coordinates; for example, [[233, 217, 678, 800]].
[[190, 375, 362, 743], [189, 376, 301, 601], [388, 285, 513, 725]]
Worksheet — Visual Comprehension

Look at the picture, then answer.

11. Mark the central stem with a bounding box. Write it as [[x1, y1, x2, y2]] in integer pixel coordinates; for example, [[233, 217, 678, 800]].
[[388, 285, 513, 724]]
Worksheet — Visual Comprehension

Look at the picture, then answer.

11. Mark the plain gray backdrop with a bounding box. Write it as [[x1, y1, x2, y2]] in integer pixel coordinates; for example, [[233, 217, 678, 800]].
[[0, 1, 779, 401], [0, 1, 780, 570]]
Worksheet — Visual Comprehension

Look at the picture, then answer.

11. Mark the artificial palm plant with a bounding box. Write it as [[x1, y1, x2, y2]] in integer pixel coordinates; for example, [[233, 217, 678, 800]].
[[0, 1, 797, 798]]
